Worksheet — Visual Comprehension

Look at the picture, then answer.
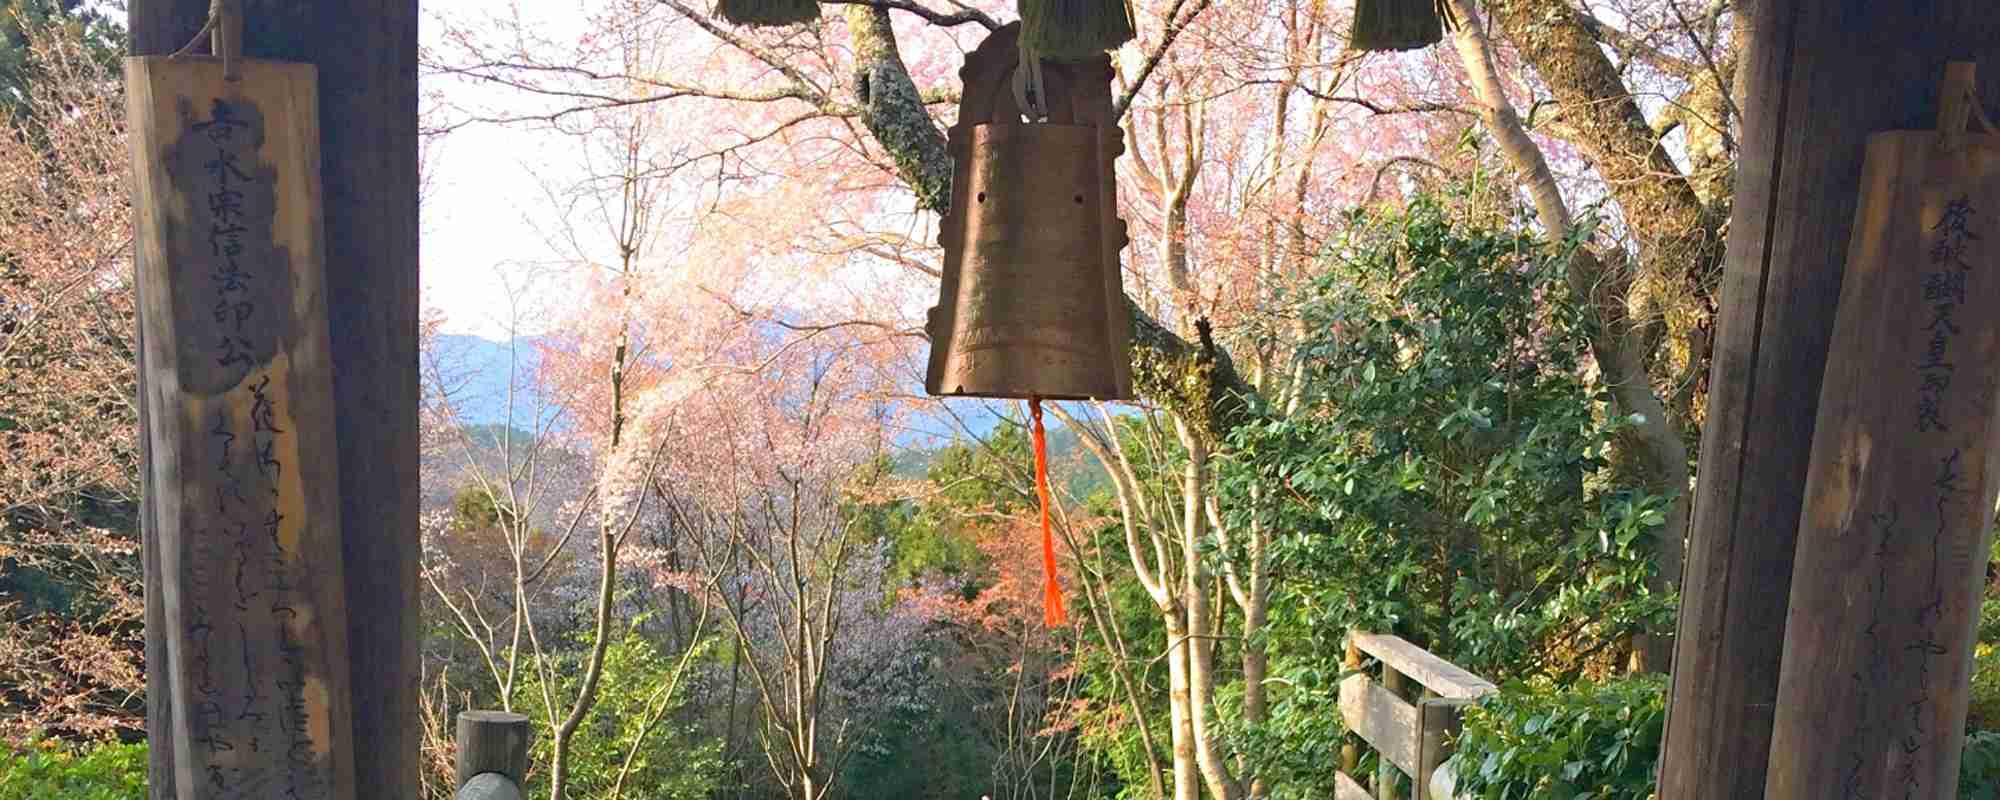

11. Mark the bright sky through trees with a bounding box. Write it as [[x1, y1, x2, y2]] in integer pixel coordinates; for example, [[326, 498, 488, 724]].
[[421, 0, 604, 338]]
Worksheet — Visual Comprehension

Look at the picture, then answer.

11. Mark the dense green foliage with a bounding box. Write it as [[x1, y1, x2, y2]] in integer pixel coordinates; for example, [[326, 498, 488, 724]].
[[1446, 677, 1666, 800], [1963, 731, 2000, 800], [506, 631, 726, 799], [0, 740, 145, 800], [1225, 198, 1673, 678], [1209, 198, 1673, 793], [1970, 597, 2000, 733], [1448, 669, 2000, 800]]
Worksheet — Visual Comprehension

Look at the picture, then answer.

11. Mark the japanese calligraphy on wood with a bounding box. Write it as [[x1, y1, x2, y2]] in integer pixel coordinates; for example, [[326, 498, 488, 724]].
[[1765, 64, 2000, 800], [127, 55, 355, 800]]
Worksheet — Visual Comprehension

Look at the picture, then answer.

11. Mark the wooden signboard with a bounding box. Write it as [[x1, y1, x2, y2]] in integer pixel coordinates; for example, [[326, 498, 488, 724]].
[[128, 55, 356, 800], [1765, 65, 2000, 800]]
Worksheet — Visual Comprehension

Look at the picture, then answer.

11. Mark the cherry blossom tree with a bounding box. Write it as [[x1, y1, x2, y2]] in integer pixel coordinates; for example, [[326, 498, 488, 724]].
[[0, 19, 141, 741], [421, 1, 1742, 797], [418, 11, 726, 796], [901, 513, 1102, 800], [636, 340, 915, 800]]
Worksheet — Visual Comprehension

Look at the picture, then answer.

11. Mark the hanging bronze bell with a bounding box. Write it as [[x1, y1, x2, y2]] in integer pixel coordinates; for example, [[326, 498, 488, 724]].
[[925, 23, 1133, 401]]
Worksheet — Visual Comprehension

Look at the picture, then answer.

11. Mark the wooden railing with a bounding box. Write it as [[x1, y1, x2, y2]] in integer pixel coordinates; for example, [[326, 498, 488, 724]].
[[1336, 632, 1496, 800], [455, 711, 532, 800]]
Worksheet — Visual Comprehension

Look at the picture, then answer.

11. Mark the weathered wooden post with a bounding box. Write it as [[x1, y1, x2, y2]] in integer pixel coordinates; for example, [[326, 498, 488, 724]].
[[1762, 63, 2000, 799], [1342, 637, 1362, 778], [130, 1, 420, 798], [1659, 2, 2000, 797], [128, 47, 357, 798], [1336, 633, 1494, 800], [1376, 667, 1406, 800], [455, 711, 531, 800]]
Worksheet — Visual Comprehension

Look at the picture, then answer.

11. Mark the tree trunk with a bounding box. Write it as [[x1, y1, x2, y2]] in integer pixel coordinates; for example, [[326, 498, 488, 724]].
[[129, 1, 421, 797], [1164, 610, 1201, 800], [1237, 509, 1271, 798], [1659, 1, 2000, 797], [1174, 433, 1241, 800], [1481, 0, 1721, 672], [1483, 0, 1724, 305]]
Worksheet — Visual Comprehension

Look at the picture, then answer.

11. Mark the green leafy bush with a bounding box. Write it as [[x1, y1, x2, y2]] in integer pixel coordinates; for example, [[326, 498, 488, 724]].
[[1963, 731, 2000, 800], [1446, 676, 1665, 800], [0, 740, 146, 800], [507, 628, 725, 800], [1446, 678, 2000, 800], [1969, 600, 2000, 733], [1220, 198, 1673, 681], [1217, 196, 1677, 794]]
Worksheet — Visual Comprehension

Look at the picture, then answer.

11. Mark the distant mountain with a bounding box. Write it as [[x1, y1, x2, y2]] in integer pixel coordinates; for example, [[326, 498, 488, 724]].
[[425, 333, 1115, 502], [891, 398, 1006, 446], [426, 333, 556, 428], [887, 416, 1114, 503]]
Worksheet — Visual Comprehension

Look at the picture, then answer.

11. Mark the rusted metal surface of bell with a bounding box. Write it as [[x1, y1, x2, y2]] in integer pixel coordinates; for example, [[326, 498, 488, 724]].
[[926, 23, 1133, 401]]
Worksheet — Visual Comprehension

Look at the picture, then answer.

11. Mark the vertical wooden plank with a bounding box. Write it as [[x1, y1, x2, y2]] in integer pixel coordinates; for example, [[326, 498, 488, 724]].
[[1659, 1, 2000, 797], [1414, 695, 1461, 800], [139, 320, 175, 800], [1342, 637, 1362, 777], [1339, 673, 1423, 780], [128, 14, 205, 799], [128, 55, 355, 800], [1764, 119, 2000, 799], [1377, 668, 1406, 800], [309, 4, 424, 795], [130, 2, 421, 797]]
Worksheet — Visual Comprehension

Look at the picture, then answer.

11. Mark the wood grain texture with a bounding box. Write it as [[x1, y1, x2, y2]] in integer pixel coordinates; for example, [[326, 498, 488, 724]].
[[1764, 123, 2000, 800], [1659, 2, 2000, 797], [1413, 698, 1465, 800], [141, 318, 173, 800], [1351, 634, 1496, 700], [1341, 673, 1421, 780], [1335, 771, 1373, 800], [1376, 668, 1406, 800], [129, 3, 421, 797], [454, 711, 532, 789], [128, 55, 355, 800]]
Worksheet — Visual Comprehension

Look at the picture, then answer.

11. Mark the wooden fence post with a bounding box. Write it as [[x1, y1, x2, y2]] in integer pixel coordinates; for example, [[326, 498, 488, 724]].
[[129, 2, 421, 797], [455, 711, 532, 791], [1343, 637, 1362, 776], [1414, 693, 1459, 800], [1337, 633, 1494, 800], [1659, 2, 2000, 797], [1378, 667, 1407, 800]]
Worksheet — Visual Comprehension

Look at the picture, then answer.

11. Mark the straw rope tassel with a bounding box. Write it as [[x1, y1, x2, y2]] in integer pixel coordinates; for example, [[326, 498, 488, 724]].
[[713, 0, 820, 27], [1030, 399, 1068, 626], [1018, 0, 1135, 63], [1347, 0, 1452, 52]]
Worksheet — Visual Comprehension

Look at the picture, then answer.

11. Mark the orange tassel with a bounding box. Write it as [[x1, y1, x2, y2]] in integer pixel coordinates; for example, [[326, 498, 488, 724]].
[[1030, 398, 1068, 626]]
